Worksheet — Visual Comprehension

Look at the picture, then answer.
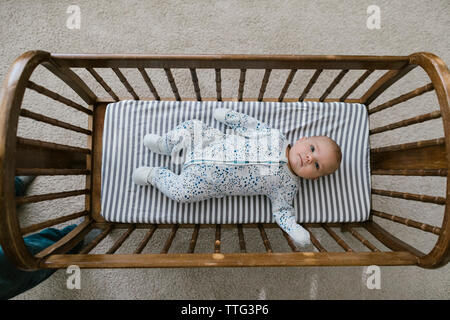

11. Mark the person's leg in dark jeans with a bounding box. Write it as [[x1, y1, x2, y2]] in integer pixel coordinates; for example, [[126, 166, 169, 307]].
[[1, 176, 83, 300]]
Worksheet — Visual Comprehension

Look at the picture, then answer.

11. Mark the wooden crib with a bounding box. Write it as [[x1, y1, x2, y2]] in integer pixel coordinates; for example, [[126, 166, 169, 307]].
[[0, 50, 449, 271]]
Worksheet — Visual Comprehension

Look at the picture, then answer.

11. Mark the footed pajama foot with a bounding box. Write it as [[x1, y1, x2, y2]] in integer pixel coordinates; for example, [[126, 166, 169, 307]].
[[132, 166, 158, 186], [143, 133, 166, 154], [288, 227, 311, 248]]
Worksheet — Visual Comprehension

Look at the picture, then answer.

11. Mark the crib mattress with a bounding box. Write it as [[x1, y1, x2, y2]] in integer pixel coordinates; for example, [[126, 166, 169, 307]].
[[100, 100, 371, 224]]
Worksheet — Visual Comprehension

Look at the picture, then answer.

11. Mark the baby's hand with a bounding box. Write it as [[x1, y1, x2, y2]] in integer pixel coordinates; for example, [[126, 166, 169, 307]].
[[288, 227, 311, 248], [213, 108, 230, 122]]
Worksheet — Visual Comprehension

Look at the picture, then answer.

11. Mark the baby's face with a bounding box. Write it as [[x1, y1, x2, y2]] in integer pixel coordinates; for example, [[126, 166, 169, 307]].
[[288, 136, 340, 180]]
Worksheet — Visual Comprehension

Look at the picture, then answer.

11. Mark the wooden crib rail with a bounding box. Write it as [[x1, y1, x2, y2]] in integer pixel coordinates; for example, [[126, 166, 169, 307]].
[[40, 223, 418, 268], [52, 53, 412, 104], [50, 54, 411, 70], [0, 50, 449, 270]]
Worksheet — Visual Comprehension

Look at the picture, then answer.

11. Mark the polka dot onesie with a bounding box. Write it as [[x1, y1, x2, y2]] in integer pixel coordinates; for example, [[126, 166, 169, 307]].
[[135, 108, 311, 247]]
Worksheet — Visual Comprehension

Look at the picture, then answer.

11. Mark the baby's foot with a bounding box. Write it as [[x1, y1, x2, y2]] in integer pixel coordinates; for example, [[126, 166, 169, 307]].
[[288, 227, 311, 248], [143, 133, 167, 154], [132, 167, 158, 186]]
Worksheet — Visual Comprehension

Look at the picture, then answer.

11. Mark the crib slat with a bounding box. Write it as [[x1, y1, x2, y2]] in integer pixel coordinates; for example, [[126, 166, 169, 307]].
[[340, 69, 374, 101], [137, 67, 160, 100], [369, 83, 434, 115], [189, 68, 202, 101], [79, 225, 114, 254], [20, 108, 92, 135], [106, 225, 136, 254], [319, 69, 349, 102], [16, 137, 91, 154], [16, 189, 89, 205], [86, 67, 120, 101], [26, 81, 93, 115], [304, 226, 327, 252], [258, 224, 273, 253], [278, 69, 297, 102], [258, 69, 272, 101], [188, 224, 200, 253], [161, 224, 179, 254], [112, 67, 139, 100], [281, 230, 300, 252], [342, 225, 380, 252], [361, 64, 417, 106], [16, 141, 86, 172], [215, 68, 222, 101], [42, 60, 97, 105], [214, 224, 221, 253], [134, 224, 157, 254], [15, 168, 90, 176], [370, 110, 441, 135], [236, 224, 247, 253], [299, 69, 322, 101], [371, 138, 445, 153], [371, 138, 445, 154], [238, 69, 246, 101], [371, 210, 441, 235], [371, 188, 446, 205], [323, 224, 353, 252], [20, 210, 89, 235], [370, 137, 445, 153], [371, 169, 447, 176], [164, 68, 181, 101], [363, 221, 424, 257]]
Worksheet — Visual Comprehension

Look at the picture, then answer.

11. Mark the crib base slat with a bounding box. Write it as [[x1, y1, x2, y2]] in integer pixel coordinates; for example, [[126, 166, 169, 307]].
[[40, 251, 418, 268], [95, 97, 363, 104], [91, 103, 107, 223], [91, 222, 364, 230]]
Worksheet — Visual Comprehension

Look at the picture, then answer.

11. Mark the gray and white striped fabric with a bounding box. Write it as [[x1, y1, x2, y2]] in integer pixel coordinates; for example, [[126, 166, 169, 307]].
[[101, 100, 371, 224]]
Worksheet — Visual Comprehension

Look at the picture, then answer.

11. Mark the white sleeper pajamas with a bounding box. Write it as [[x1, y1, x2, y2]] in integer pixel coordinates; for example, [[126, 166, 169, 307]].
[[138, 108, 311, 247]]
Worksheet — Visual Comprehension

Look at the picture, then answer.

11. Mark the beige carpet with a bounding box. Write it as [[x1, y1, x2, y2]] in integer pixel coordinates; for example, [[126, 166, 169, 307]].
[[1, 0, 449, 299]]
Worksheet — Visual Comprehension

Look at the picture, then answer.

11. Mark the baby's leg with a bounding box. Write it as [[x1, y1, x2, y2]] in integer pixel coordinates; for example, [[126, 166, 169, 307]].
[[152, 166, 218, 203], [145, 120, 222, 156]]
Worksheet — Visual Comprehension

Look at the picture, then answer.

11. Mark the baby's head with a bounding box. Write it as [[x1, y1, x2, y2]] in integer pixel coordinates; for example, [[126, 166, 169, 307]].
[[288, 136, 342, 180]]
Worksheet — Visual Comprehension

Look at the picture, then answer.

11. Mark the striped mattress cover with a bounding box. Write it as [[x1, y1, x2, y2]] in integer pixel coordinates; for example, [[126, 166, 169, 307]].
[[100, 100, 371, 224]]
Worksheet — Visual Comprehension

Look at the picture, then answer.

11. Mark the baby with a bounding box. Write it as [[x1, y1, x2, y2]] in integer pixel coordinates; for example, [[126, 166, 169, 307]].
[[133, 108, 342, 247]]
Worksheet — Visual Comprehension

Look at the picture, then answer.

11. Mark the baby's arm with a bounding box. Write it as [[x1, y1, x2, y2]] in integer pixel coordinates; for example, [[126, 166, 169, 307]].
[[269, 194, 311, 247], [213, 108, 272, 136]]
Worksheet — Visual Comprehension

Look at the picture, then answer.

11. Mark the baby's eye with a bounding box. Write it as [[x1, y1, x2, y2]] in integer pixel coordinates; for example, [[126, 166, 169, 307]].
[[315, 162, 320, 170], [310, 145, 315, 152]]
